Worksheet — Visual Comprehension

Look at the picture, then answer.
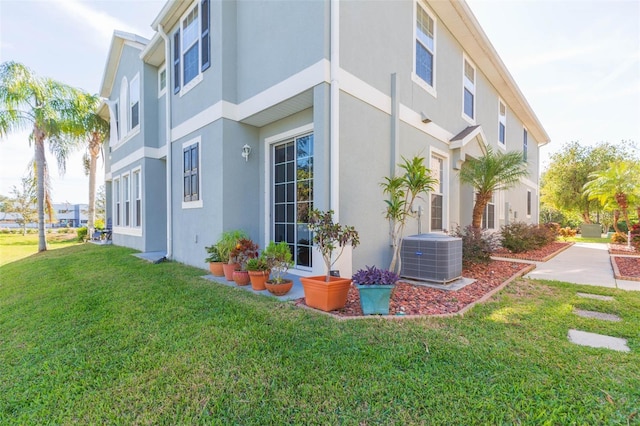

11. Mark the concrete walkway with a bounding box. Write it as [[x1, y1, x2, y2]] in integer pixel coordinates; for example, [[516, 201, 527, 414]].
[[525, 243, 639, 291]]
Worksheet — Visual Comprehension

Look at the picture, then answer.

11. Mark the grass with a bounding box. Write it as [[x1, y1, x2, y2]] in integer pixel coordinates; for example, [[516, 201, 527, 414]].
[[563, 236, 611, 244], [0, 232, 79, 266], [1, 241, 639, 424]]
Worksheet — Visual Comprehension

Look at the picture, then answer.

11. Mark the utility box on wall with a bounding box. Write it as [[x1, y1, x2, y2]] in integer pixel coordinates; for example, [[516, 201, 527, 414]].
[[400, 234, 463, 284]]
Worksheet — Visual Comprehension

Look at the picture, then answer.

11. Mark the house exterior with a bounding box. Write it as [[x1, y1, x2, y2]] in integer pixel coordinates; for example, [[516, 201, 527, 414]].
[[98, 0, 549, 276]]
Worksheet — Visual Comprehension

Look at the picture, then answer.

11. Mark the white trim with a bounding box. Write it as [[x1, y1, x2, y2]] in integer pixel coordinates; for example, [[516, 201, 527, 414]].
[[110, 146, 166, 174], [427, 148, 449, 232], [264, 123, 314, 144], [132, 167, 142, 228], [158, 66, 167, 98], [398, 105, 453, 144], [413, 0, 437, 98], [122, 172, 131, 227], [179, 72, 203, 97], [111, 126, 141, 153], [113, 226, 143, 237], [462, 54, 476, 124], [340, 68, 391, 115], [521, 177, 537, 189], [181, 137, 202, 209]]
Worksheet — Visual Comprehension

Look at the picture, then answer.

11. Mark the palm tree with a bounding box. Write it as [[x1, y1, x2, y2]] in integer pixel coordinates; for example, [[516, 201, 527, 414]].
[[459, 146, 529, 229], [0, 61, 86, 251], [583, 161, 640, 236]]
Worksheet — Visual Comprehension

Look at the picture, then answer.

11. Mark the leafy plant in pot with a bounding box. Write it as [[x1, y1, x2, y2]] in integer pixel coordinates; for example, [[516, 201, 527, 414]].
[[263, 241, 294, 296], [246, 257, 270, 291], [204, 244, 224, 277], [217, 229, 249, 281], [230, 238, 259, 286], [353, 266, 400, 315], [300, 209, 360, 312]]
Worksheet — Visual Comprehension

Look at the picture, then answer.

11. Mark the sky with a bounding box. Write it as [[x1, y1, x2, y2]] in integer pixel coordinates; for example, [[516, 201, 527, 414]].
[[0, 0, 639, 204]]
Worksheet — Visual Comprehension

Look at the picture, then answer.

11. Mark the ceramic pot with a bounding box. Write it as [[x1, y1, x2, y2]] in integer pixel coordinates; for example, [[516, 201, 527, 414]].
[[355, 284, 394, 315], [265, 279, 293, 296], [209, 262, 224, 277], [248, 270, 270, 291], [222, 263, 240, 281], [300, 275, 352, 312], [233, 270, 251, 286]]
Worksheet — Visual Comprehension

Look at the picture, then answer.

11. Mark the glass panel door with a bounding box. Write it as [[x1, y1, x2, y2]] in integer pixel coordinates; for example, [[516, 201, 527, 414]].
[[272, 134, 314, 269]]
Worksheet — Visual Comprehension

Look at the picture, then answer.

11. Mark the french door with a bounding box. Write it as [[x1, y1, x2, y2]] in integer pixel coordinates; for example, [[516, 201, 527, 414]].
[[272, 134, 313, 269]]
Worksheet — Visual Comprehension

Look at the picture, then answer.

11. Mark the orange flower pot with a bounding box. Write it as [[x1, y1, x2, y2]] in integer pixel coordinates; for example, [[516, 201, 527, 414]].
[[248, 270, 270, 291], [300, 275, 352, 311], [265, 279, 293, 296], [209, 262, 224, 277], [233, 270, 251, 286], [222, 263, 239, 281]]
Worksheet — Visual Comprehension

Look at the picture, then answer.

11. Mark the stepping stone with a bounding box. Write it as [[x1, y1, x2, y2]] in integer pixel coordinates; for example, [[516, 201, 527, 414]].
[[576, 292, 614, 301], [568, 329, 630, 352], [573, 309, 621, 322]]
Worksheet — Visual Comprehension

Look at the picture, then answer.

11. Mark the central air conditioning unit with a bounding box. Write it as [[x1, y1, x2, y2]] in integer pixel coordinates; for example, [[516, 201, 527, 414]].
[[400, 233, 463, 283]]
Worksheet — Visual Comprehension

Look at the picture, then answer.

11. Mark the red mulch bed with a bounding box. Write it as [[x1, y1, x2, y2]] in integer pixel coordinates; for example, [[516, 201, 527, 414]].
[[609, 243, 640, 256], [612, 257, 640, 279], [493, 241, 572, 261], [296, 260, 530, 317]]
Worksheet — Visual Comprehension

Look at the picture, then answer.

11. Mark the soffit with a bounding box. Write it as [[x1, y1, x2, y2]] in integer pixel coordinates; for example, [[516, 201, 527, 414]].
[[151, 0, 192, 33], [429, 1, 550, 146], [240, 90, 314, 127], [99, 31, 149, 98], [141, 32, 165, 67]]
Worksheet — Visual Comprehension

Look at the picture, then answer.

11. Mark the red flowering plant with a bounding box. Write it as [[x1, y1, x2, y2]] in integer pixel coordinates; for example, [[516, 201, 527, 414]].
[[229, 238, 259, 271], [352, 265, 400, 286]]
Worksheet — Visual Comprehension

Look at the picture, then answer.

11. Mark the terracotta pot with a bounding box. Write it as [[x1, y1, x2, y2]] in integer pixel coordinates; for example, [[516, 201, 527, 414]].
[[265, 279, 293, 296], [248, 270, 270, 291], [222, 263, 239, 281], [209, 262, 225, 277], [233, 270, 251, 286], [300, 275, 352, 312]]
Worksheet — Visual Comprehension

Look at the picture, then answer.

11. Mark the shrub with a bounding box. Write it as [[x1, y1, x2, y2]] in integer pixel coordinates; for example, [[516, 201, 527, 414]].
[[530, 224, 557, 247], [500, 222, 534, 253], [94, 218, 105, 230], [452, 225, 499, 268], [611, 233, 627, 244], [76, 227, 88, 242], [630, 223, 640, 251], [558, 227, 577, 241]]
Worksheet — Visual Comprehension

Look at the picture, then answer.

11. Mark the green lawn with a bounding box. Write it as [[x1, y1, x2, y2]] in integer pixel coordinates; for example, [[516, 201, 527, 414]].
[[563, 236, 611, 244], [0, 232, 79, 266], [1, 242, 638, 424]]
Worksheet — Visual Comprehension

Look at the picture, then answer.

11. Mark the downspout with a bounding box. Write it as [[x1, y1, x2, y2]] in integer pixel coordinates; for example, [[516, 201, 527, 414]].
[[158, 24, 173, 259], [330, 0, 340, 220]]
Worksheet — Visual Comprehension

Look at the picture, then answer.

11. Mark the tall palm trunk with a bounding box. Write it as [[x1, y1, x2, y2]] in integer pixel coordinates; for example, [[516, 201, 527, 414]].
[[34, 125, 47, 252], [87, 131, 100, 234], [471, 192, 492, 229]]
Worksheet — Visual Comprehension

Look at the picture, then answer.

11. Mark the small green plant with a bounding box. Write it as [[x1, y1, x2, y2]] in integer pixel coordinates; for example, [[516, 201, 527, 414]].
[[262, 241, 293, 283], [246, 257, 269, 272], [216, 230, 249, 263], [204, 244, 222, 263], [76, 226, 88, 242], [452, 225, 499, 267], [229, 238, 258, 270], [94, 218, 105, 230], [501, 222, 555, 253], [558, 227, 577, 241], [308, 209, 360, 282]]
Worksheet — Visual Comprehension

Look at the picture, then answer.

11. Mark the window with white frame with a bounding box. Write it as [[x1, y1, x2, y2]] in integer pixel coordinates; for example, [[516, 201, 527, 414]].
[[430, 155, 444, 231], [173, 0, 210, 94], [114, 178, 121, 226], [523, 127, 528, 162], [133, 169, 141, 227], [123, 173, 130, 227], [119, 77, 128, 140], [129, 75, 140, 130], [158, 67, 166, 96], [114, 100, 120, 140], [463, 57, 475, 121], [183, 141, 200, 202], [415, 3, 435, 89], [527, 190, 532, 217], [482, 193, 496, 230], [498, 100, 506, 146]]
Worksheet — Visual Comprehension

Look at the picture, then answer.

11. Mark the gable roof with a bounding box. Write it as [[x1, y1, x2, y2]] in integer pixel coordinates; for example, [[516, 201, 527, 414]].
[[99, 30, 150, 98], [429, 1, 549, 146]]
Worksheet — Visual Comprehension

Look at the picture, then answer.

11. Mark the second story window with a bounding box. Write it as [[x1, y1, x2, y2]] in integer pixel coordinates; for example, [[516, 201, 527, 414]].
[[523, 127, 528, 162], [463, 57, 475, 121], [129, 75, 140, 130], [498, 100, 506, 146], [415, 4, 435, 89], [174, 0, 211, 94]]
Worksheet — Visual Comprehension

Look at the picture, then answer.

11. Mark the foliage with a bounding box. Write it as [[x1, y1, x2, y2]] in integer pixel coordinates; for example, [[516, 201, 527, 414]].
[[229, 238, 259, 270], [380, 156, 436, 273], [558, 227, 577, 241], [76, 226, 88, 242], [262, 241, 293, 283], [246, 257, 269, 272], [94, 218, 105, 230], [583, 161, 640, 236], [611, 233, 627, 244], [540, 141, 637, 224], [215, 229, 249, 263], [630, 223, 640, 251], [1, 242, 639, 424], [500, 222, 556, 253], [6, 176, 37, 236], [352, 265, 400, 286], [204, 244, 221, 263], [458, 146, 529, 229], [452, 225, 500, 267], [308, 209, 360, 281], [95, 185, 106, 221]]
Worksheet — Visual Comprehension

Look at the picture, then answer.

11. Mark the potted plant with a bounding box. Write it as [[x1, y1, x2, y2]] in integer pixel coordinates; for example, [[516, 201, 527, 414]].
[[204, 244, 224, 276], [263, 241, 294, 296], [230, 237, 258, 286], [352, 266, 400, 315], [217, 230, 248, 281], [300, 209, 360, 311], [246, 257, 270, 291]]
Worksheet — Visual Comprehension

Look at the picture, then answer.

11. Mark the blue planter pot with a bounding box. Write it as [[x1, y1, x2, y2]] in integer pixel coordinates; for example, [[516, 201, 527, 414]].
[[355, 284, 394, 315]]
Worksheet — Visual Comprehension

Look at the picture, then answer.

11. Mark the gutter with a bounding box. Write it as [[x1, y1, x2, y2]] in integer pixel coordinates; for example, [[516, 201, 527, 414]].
[[158, 24, 173, 259]]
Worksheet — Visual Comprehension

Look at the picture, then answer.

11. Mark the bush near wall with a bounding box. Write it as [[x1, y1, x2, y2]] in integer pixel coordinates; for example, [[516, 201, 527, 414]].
[[501, 222, 557, 253], [452, 225, 500, 267]]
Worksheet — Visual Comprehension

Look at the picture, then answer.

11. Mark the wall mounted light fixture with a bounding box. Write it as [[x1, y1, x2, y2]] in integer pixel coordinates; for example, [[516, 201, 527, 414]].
[[420, 112, 432, 124], [241, 144, 251, 162]]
